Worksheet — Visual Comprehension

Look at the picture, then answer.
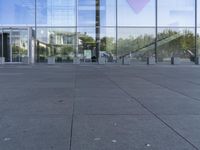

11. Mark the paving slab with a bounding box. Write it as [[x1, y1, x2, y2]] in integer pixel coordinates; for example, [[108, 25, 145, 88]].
[[160, 115, 200, 149], [71, 115, 196, 150], [0, 115, 71, 150], [74, 97, 150, 115]]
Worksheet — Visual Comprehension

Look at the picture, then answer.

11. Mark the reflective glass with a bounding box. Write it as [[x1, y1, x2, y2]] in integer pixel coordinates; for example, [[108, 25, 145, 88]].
[[100, 27, 116, 61], [158, 0, 195, 27], [117, 27, 155, 62], [197, 28, 200, 56], [0, 0, 35, 25], [100, 0, 116, 26], [78, 0, 96, 26], [36, 28, 76, 62], [77, 27, 96, 61], [198, 0, 200, 27], [11, 29, 29, 62], [37, 0, 76, 26], [157, 28, 195, 63], [117, 0, 155, 26]]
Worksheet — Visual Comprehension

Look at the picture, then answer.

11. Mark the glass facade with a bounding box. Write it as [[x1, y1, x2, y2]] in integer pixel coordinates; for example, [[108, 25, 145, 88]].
[[0, 0, 200, 64]]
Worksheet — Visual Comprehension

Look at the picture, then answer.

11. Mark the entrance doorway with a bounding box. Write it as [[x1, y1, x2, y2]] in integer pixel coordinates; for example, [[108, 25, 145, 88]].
[[0, 28, 29, 63]]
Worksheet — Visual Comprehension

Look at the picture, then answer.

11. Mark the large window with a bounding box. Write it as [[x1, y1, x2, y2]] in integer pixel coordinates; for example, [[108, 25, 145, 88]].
[[117, 0, 155, 26], [78, 0, 96, 27], [100, 0, 116, 27], [117, 27, 155, 62], [157, 0, 196, 64], [36, 27, 76, 62], [157, 28, 195, 63], [37, 0, 76, 26], [0, 0, 35, 26], [158, 0, 195, 27]]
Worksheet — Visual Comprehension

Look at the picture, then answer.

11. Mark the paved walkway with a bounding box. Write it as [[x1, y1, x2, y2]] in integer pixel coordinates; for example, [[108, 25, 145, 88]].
[[0, 64, 200, 150]]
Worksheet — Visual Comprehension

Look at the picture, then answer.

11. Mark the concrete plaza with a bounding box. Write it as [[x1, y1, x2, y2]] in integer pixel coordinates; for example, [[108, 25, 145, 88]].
[[0, 64, 200, 150]]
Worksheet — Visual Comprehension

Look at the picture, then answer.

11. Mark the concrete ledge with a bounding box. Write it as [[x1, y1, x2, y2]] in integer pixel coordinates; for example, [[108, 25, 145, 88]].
[[0, 57, 5, 64], [147, 57, 156, 65], [171, 57, 181, 65], [73, 57, 80, 64], [98, 57, 106, 65], [48, 57, 55, 65]]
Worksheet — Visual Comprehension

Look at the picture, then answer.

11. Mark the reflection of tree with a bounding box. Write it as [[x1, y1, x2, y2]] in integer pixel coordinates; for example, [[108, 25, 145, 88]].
[[60, 45, 74, 55], [116, 29, 196, 61], [117, 34, 155, 58], [12, 45, 27, 55], [79, 34, 95, 50], [100, 37, 115, 54], [158, 29, 195, 61]]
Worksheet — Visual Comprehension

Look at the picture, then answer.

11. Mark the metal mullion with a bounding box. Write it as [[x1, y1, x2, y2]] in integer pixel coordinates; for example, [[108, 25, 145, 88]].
[[76, 0, 78, 57], [155, 0, 158, 63], [10, 29, 12, 62], [116, 0, 118, 60], [195, 0, 198, 63]]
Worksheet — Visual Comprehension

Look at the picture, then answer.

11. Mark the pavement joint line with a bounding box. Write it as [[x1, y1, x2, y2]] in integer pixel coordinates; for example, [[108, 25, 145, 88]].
[[103, 69, 199, 150], [144, 69, 200, 88], [73, 114, 153, 116], [69, 68, 77, 150], [133, 74, 200, 103]]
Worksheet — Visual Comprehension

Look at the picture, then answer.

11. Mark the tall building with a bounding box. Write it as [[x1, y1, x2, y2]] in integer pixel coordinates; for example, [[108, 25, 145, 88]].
[[0, 0, 200, 64]]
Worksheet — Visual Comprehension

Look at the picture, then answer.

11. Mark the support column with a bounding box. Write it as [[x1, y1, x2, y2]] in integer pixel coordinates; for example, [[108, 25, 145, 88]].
[[96, 0, 100, 61]]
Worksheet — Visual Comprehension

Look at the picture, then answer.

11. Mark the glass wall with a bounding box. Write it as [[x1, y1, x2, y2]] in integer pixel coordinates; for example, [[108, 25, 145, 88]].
[[36, 27, 76, 62], [1, 0, 200, 64], [37, 0, 76, 26], [0, 0, 35, 26], [157, 0, 196, 64], [117, 28, 155, 63], [117, 0, 156, 62]]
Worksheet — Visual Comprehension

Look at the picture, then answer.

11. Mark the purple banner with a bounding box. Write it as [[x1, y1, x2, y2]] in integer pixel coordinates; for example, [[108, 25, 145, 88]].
[[127, 0, 150, 14]]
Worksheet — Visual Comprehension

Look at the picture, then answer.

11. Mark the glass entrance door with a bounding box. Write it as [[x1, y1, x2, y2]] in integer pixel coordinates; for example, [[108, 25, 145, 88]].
[[0, 29, 2, 58], [11, 29, 28, 62], [2, 29, 11, 62], [0, 28, 28, 63]]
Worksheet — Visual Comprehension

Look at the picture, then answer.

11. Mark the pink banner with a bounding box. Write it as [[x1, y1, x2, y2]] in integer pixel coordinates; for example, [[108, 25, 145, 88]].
[[127, 0, 150, 14]]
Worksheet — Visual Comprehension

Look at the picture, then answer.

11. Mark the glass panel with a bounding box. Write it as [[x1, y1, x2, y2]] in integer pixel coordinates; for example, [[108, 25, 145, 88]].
[[36, 28, 76, 62], [100, 27, 116, 62], [0, 0, 35, 26], [37, 0, 76, 26], [197, 28, 200, 57], [117, 27, 155, 63], [100, 0, 116, 26], [198, 0, 200, 27], [117, 0, 155, 26], [157, 28, 195, 64], [77, 27, 96, 61], [158, 0, 195, 27], [11, 29, 28, 62], [78, 0, 96, 27]]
